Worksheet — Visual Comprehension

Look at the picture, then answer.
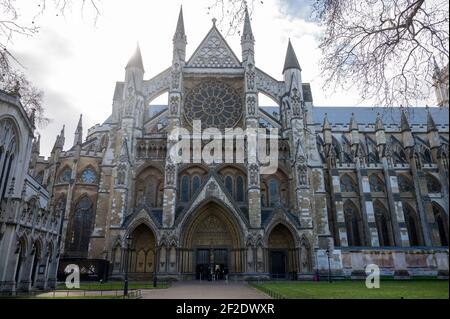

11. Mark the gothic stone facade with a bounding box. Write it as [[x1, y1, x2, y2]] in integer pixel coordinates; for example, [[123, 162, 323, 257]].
[[28, 9, 449, 281], [0, 91, 59, 293]]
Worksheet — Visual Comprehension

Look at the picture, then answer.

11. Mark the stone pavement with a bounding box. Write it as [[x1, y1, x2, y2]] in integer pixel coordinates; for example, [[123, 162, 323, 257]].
[[141, 281, 271, 299]]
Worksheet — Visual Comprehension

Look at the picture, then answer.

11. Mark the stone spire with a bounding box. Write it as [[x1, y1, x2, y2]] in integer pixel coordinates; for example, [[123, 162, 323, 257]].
[[427, 109, 440, 149], [400, 110, 414, 149], [173, 6, 187, 62], [32, 134, 41, 155], [126, 43, 145, 72], [241, 5, 255, 63], [53, 125, 65, 153], [400, 110, 411, 132], [323, 113, 332, 146], [427, 109, 438, 132], [349, 113, 360, 154], [375, 113, 384, 131], [73, 114, 83, 147], [375, 113, 386, 148], [283, 39, 301, 73]]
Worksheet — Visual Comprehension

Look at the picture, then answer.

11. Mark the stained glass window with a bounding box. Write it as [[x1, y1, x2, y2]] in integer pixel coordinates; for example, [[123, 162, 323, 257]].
[[340, 174, 358, 192], [403, 204, 420, 246], [81, 168, 97, 184], [369, 175, 385, 193], [398, 175, 413, 193], [344, 201, 362, 246], [67, 197, 94, 256], [192, 176, 201, 196], [268, 179, 279, 207], [236, 176, 244, 202], [184, 80, 242, 130], [180, 176, 190, 202], [59, 168, 72, 183], [225, 176, 233, 196], [426, 175, 441, 193]]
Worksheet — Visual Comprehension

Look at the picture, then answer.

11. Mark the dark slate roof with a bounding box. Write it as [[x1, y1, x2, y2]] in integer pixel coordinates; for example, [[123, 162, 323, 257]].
[[283, 40, 302, 73], [311, 107, 449, 126]]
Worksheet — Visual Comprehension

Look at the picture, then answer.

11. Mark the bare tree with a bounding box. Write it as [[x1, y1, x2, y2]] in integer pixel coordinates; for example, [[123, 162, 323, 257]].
[[207, 0, 256, 36], [0, 0, 101, 126], [313, 0, 449, 107], [210, 0, 449, 107]]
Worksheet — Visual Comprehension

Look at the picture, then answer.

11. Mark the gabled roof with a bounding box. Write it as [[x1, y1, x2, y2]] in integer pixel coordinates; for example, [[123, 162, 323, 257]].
[[187, 22, 241, 68]]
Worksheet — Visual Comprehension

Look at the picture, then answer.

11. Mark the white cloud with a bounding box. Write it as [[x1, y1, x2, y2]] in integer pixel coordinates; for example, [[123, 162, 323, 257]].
[[6, 0, 435, 157]]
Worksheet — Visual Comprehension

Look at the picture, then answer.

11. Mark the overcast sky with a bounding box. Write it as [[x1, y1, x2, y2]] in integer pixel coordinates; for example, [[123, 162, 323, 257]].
[[9, 0, 437, 157]]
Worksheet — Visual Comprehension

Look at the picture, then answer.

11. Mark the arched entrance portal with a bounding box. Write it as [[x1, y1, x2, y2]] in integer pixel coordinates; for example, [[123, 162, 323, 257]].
[[268, 224, 297, 279], [180, 202, 243, 280], [128, 224, 156, 280]]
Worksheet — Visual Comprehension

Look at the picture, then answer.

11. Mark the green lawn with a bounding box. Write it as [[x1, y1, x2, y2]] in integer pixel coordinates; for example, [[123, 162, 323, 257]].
[[56, 281, 169, 291], [251, 281, 449, 299]]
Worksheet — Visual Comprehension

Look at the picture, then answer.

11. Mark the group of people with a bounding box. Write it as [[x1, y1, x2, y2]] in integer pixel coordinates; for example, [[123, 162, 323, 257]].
[[198, 264, 229, 281]]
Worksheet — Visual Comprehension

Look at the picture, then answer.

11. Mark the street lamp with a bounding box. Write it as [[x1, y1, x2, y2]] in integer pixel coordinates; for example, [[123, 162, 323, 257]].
[[124, 235, 132, 297], [326, 249, 332, 283]]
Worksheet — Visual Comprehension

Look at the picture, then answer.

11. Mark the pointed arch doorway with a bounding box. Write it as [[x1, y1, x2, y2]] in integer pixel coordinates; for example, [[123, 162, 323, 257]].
[[268, 224, 297, 279], [180, 202, 244, 280]]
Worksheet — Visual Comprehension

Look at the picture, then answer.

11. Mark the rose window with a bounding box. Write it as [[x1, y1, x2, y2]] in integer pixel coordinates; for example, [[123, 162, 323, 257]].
[[184, 80, 242, 130]]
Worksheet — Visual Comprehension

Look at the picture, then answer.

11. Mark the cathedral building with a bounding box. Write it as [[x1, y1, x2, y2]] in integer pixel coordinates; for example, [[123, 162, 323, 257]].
[[0, 90, 59, 294], [4, 8, 448, 286]]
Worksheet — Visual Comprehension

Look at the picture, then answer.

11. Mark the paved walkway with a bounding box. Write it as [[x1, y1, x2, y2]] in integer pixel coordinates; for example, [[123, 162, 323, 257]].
[[141, 281, 270, 299]]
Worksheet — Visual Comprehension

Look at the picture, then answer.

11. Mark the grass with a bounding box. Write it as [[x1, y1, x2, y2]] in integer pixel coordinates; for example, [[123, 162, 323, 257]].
[[251, 280, 449, 299], [56, 281, 170, 291]]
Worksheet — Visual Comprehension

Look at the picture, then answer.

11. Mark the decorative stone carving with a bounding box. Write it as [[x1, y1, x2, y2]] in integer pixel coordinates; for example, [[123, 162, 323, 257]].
[[247, 96, 256, 116], [255, 69, 284, 102], [291, 88, 302, 117], [297, 163, 308, 186], [249, 164, 259, 186], [169, 95, 180, 116], [246, 64, 256, 91], [171, 63, 181, 90], [188, 30, 240, 68], [124, 86, 136, 117], [166, 164, 176, 186], [184, 80, 242, 130]]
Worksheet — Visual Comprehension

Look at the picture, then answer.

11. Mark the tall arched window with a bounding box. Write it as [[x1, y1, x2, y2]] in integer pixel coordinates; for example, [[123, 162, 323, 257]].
[[340, 174, 358, 192], [236, 176, 245, 202], [0, 119, 18, 202], [67, 197, 95, 257], [344, 200, 363, 246], [192, 176, 201, 196], [180, 176, 190, 202], [59, 168, 72, 184], [433, 204, 448, 246], [268, 179, 280, 207], [398, 174, 413, 193], [374, 201, 393, 247], [369, 174, 385, 193], [225, 176, 233, 196], [80, 168, 97, 184], [403, 204, 421, 246], [426, 175, 442, 194]]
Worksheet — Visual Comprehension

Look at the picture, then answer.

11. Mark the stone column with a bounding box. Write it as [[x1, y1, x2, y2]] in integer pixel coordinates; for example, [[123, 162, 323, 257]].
[[162, 63, 183, 228], [381, 158, 410, 246], [356, 163, 379, 246], [329, 169, 349, 247]]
